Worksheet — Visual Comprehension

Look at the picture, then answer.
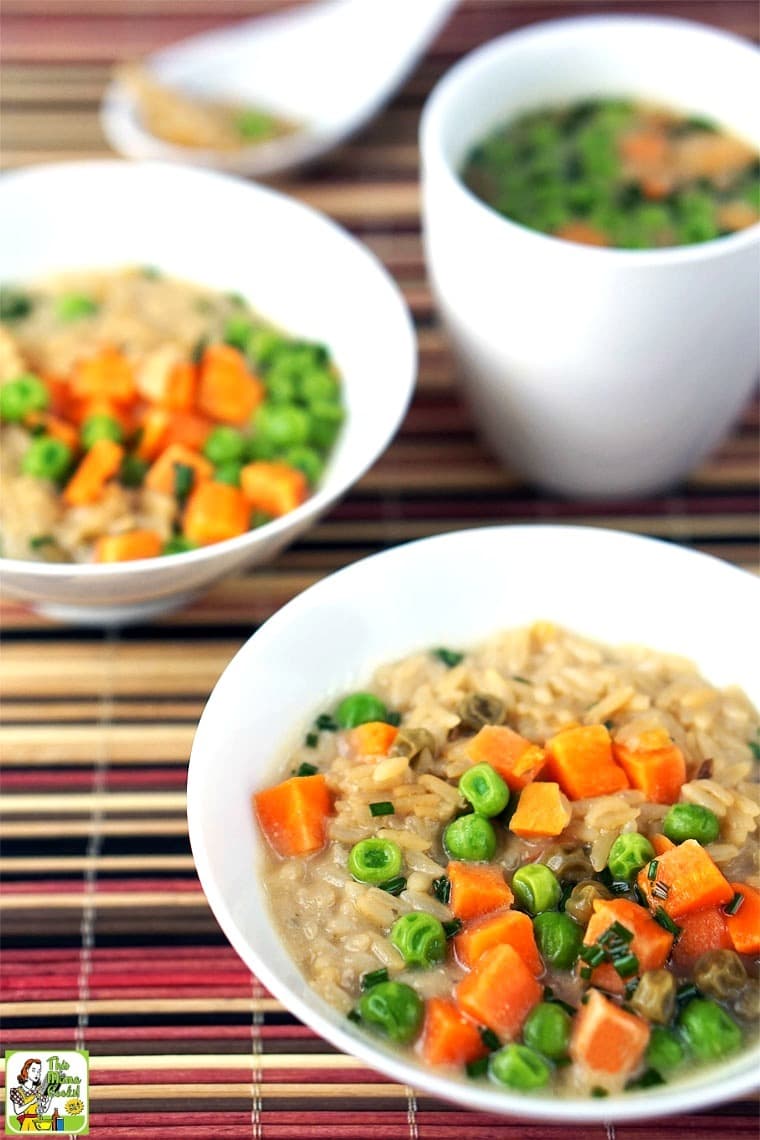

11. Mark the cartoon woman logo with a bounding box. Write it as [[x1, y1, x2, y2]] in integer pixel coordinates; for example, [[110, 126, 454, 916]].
[[8, 1057, 56, 1132]]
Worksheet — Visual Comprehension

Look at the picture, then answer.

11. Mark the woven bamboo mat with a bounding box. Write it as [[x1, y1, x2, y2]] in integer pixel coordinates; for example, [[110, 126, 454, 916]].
[[1, 1, 759, 1136]]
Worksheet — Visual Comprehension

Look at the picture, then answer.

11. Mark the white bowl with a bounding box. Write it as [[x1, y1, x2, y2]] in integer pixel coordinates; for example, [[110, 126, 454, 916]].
[[0, 160, 416, 625], [188, 524, 760, 1123], [420, 16, 760, 498]]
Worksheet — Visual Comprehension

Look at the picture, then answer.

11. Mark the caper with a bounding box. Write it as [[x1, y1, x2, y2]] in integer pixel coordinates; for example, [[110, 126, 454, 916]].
[[733, 981, 760, 1022], [458, 692, 507, 731], [693, 950, 747, 1002], [630, 969, 677, 1025], [391, 727, 436, 762], [539, 845, 594, 883], [564, 879, 613, 926]]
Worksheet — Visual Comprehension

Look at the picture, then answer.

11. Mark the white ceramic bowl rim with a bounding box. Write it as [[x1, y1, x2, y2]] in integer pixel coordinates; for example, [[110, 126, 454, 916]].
[[188, 523, 760, 1123], [420, 13, 760, 265], [0, 159, 417, 580]]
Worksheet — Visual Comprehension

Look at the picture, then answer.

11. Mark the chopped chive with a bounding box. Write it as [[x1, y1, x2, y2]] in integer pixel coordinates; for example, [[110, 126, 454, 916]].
[[294, 762, 318, 777], [432, 876, 451, 905], [613, 953, 639, 978], [599, 922, 634, 945], [173, 461, 195, 504], [512, 675, 531, 685], [316, 713, 338, 732], [304, 732, 319, 749], [479, 1027, 501, 1052], [627, 1068, 665, 1090], [654, 907, 682, 936], [676, 982, 698, 1004], [442, 919, 463, 940], [434, 648, 464, 668], [624, 978, 639, 999], [579, 945, 606, 966], [580, 966, 593, 980], [384, 711, 402, 727], [591, 1087, 608, 1098], [652, 881, 670, 900], [603, 718, 615, 731], [724, 891, 744, 916], [647, 860, 659, 881], [369, 801, 395, 817], [379, 875, 406, 896], [347, 1008, 361, 1023], [29, 534, 55, 550], [191, 337, 208, 365], [749, 739, 760, 761], [466, 1056, 489, 1078], [360, 968, 389, 990]]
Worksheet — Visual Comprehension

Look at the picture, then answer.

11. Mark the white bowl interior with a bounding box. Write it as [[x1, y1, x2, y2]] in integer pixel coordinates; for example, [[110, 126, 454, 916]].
[[188, 525, 760, 1122], [0, 161, 416, 614]]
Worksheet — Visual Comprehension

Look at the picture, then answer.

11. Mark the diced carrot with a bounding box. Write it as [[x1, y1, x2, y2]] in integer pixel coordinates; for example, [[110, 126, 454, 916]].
[[182, 481, 250, 546], [620, 129, 669, 166], [241, 461, 308, 518], [641, 174, 673, 200], [454, 908, 542, 975], [197, 344, 264, 425], [447, 862, 514, 923], [583, 899, 673, 996], [570, 988, 650, 1080], [160, 361, 196, 412], [135, 407, 171, 461], [346, 721, 398, 757], [636, 839, 733, 920], [464, 726, 546, 791], [253, 773, 332, 857], [25, 412, 79, 451], [726, 881, 760, 956], [93, 529, 163, 563], [509, 781, 571, 839], [455, 943, 542, 1039], [69, 347, 137, 405], [163, 410, 213, 451], [612, 728, 685, 804], [418, 998, 488, 1067], [672, 905, 732, 971], [651, 833, 676, 856], [554, 221, 609, 247], [144, 443, 213, 497], [70, 397, 133, 434], [62, 438, 124, 506], [544, 724, 629, 800], [44, 374, 73, 417]]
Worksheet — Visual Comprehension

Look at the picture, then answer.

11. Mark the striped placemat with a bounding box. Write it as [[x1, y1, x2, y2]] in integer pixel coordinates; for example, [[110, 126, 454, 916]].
[[1, 1, 758, 1136]]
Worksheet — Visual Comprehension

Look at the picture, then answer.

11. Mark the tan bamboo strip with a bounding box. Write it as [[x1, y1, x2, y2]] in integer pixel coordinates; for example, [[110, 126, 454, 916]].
[[86, 1083, 408, 1101], [1, 818, 188, 838], [0, 891, 205, 910], [0, 723, 195, 762], [1, 0, 304, 14], [91, 1054, 361, 1072], [1, 790, 186, 814], [0, 641, 240, 697], [0, 854, 195, 873], [0, 700, 204, 724], [1, 997, 282, 1016]]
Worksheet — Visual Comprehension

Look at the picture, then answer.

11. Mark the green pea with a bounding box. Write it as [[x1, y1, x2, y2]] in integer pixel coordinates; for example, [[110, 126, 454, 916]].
[[21, 436, 73, 481], [357, 980, 423, 1044], [646, 1026, 685, 1073], [254, 402, 310, 448], [348, 838, 403, 885], [0, 374, 50, 422], [511, 864, 561, 914], [308, 399, 345, 450], [606, 833, 656, 881], [533, 911, 583, 969], [0, 287, 33, 321], [264, 371, 297, 404], [224, 315, 254, 352], [203, 426, 247, 465], [163, 535, 198, 555], [336, 692, 388, 729], [458, 763, 510, 817], [246, 328, 286, 369], [81, 413, 123, 450], [56, 293, 98, 321], [213, 461, 243, 486], [119, 454, 149, 488], [663, 803, 720, 846], [443, 814, 496, 862], [298, 368, 340, 405], [489, 1043, 551, 1090], [282, 445, 324, 486], [522, 1002, 572, 1060], [678, 999, 742, 1061], [236, 109, 276, 140], [246, 435, 279, 462], [390, 912, 446, 968]]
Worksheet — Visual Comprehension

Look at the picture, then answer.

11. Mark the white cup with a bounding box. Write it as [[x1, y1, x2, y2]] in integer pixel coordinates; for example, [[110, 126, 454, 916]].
[[420, 15, 760, 497]]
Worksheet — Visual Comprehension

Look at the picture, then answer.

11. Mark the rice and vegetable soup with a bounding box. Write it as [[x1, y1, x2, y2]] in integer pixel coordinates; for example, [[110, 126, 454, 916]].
[[462, 98, 760, 248], [0, 268, 344, 562], [255, 623, 760, 1097]]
